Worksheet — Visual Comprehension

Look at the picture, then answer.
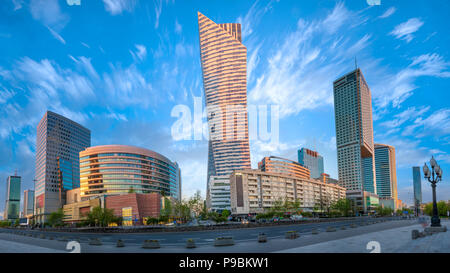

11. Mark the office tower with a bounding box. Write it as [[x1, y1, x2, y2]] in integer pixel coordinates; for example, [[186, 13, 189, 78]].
[[197, 12, 251, 182], [4, 175, 21, 220], [23, 189, 35, 218], [333, 68, 376, 194], [412, 166, 422, 214], [35, 111, 90, 224], [79, 145, 181, 200], [258, 156, 310, 179], [298, 148, 324, 179], [374, 144, 398, 199]]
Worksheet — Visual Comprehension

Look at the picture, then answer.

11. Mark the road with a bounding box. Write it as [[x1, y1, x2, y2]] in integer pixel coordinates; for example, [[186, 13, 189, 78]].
[[0, 217, 418, 253]]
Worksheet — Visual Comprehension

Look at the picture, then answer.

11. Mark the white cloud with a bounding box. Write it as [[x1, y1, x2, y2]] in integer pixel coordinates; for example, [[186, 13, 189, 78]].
[[249, 2, 371, 118], [389, 18, 424, 43], [29, 0, 69, 31], [130, 44, 147, 62], [373, 53, 450, 108], [47, 26, 66, 44], [402, 108, 450, 138], [12, 0, 23, 11], [379, 7, 396, 19], [380, 106, 430, 129], [102, 0, 136, 15], [154, 0, 162, 29], [175, 19, 182, 34]]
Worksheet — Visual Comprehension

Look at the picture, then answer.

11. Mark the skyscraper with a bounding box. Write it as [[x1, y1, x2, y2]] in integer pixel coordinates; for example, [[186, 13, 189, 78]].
[[333, 68, 376, 194], [374, 144, 398, 199], [23, 189, 34, 218], [412, 166, 422, 214], [198, 12, 251, 209], [35, 111, 90, 224], [4, 175, 21, 220], [298, 148, 324, 179]]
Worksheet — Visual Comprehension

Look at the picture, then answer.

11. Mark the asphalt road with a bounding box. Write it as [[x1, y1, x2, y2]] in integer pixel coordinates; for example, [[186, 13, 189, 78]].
[[0, 217, 417, 253]]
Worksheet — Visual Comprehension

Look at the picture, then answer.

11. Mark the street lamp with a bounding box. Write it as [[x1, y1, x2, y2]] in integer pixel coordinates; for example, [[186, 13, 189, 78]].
[[423, 156, 443, 227]]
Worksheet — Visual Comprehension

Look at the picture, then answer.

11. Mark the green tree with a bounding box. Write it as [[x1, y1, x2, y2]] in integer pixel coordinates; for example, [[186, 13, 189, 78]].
[[48, 208, 65, 227], [222, 209, 230, 219], [332, 198, 353, 217], [85, 207, 117, 227], [128, 186, 135, 193]]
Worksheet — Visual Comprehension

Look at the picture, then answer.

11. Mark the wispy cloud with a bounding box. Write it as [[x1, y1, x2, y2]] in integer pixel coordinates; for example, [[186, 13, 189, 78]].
[[47, 26, 66, 44], [379, 7, 396, 19], [175, 19, 182, 34], [389, 18, 424, 43], [374, 53, 450, 108], [102, 0, 136, 15], [249, 2, 371, 118], [29, 0, 69, 31], [154, 0, 163, 29], [402, 108, 450, 138], [130, 44, 147, 62]]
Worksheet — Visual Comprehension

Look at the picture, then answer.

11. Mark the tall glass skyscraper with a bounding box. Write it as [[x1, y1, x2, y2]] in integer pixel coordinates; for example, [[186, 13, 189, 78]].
[[374, 144, 398, 199], [198, 12, 251, 204], [4, 175, 21, 220], [35, 111, 90, 224], [412, 166, 422, 211], [333, 68, 376, 194], [298, 148, 324, 179], [23, 189, 34, 218]]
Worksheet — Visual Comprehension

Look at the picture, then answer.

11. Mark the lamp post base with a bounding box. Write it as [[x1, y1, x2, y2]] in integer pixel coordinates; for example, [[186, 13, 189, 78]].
[[431, 216, 441, 227]]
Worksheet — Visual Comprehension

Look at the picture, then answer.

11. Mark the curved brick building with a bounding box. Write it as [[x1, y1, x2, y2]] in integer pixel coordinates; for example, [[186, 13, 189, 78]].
[[79, 145, 181, 201]]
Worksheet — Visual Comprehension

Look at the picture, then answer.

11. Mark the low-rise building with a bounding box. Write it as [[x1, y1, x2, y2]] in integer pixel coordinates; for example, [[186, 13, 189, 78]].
[[229, 169, 346, 216], [346, 190, 379, 215]]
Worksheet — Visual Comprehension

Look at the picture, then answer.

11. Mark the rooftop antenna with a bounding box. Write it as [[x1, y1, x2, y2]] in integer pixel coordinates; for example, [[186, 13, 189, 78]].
[[14, 169, 17, 176], [355, 56, 358, 70]]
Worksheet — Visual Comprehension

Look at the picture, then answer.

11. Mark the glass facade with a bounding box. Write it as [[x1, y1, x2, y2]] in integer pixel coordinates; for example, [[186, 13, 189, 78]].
[[198, 12, 251, 184], [4, 176, 21, 220], [298, 148, 324, 179], [80, 145, 181, 200], [23, 189, 35, 217], [333, 69, 376, 193], [412, 167, 422, 207], [374, 144, 398, 199], [35, 111, 91, 223]]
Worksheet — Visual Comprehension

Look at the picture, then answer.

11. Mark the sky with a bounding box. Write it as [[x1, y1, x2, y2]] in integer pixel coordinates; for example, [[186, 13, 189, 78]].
[[1, 0, 449, 215]]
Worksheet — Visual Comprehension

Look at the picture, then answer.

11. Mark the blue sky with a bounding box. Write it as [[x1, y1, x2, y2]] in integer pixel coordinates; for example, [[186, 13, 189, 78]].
[[1, 0, 449, 214]]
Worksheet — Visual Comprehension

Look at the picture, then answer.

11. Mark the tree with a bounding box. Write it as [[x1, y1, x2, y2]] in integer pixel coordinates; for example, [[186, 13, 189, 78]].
[[48, 208, 65, 227], [128, 186, 135, 193], [85, 207, 118, 227], [222, 209, 230, 219], [424, 201, 449, 217], [332, 198, 353, 217]]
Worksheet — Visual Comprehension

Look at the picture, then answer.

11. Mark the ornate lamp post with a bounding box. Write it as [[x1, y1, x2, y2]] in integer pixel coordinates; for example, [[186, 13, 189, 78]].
[[423, 156, 443, 227]]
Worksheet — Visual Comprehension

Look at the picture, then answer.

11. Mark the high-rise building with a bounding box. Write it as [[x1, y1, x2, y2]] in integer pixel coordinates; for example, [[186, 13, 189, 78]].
[[79, 145, 181, 201], [35, 111, 91, 223], [374, 144, 398, 200], [333, 68, 376, 194], [4, 175, 21, 220], [412, 166, 422, 214], [197, 12, 251, 183], [258, 156, 310, 179], [298, 148, 324, 179], [23, 189, 34, 218]]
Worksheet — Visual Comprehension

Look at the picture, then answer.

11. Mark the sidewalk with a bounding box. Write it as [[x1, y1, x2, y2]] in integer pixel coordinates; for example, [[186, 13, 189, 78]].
[[0, 238, 66, 253], [277, 222, 450, 253]]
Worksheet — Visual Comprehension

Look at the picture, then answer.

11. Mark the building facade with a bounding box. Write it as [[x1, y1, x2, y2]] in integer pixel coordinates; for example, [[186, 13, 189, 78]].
[[346, 190, 379, 215], [318, 173, 339, 185], [206, 175, 231, 212], [79, 145, 181, 201], [333, 68, 376, 194], [197, 12, 251, 185], [412, 166, 422, 214], [258, 156, 310, 179], [4, 176, 21, 220], [35, 111, 91, 223], [298, 148, 324, 179], [374, 144, 398, 200], [23, 189, 34, 218], [229, 170, 346, 216]]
